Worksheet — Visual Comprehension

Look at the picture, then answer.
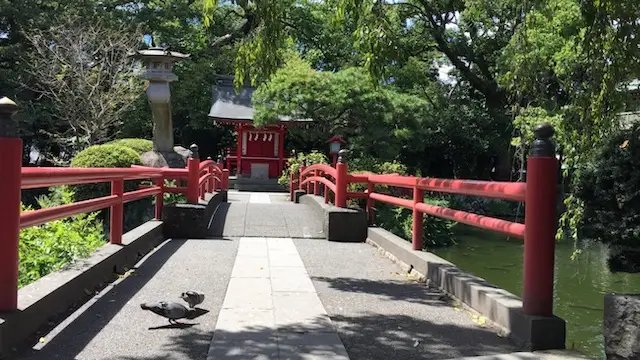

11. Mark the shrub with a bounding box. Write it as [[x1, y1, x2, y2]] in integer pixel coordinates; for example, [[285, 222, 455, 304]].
[[376, 197, 457, 248], [447, 195, 522, 221], [107, 138, 153, 155], [19, 187, 105, 288], [70, 144, 152, 233], [575, 124, 640, 273], [278, 150, 329, 186], [349, 156, 409, 198], [70, 144, 143, 201]]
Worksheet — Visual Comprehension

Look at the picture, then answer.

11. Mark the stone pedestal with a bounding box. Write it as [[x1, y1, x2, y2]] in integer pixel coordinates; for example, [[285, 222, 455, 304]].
[[140, 150, 186, 168], [604, 293, 640, 359], [140, 145, 191, 169]]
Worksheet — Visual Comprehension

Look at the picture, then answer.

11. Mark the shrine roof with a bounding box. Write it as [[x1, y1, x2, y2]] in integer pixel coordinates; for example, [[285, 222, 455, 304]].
[[207, 75, 313, 124]]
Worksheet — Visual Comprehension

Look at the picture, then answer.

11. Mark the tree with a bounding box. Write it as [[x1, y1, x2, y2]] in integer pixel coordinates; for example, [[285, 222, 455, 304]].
[[21, 18, 144, 164], [499, 0, 640, 243]]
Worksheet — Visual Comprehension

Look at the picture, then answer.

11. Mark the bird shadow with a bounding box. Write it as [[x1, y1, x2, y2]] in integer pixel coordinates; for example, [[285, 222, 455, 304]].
[[147, 323, 198, 330], [185, 307, 210, 320]]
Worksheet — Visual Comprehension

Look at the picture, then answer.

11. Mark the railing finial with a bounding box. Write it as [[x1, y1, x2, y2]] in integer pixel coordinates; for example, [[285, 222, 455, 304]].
[[338, 149, 349, 164], [190, 143, 199, 159], [530, 123, 555, 157], [0, 97, 19, 138]]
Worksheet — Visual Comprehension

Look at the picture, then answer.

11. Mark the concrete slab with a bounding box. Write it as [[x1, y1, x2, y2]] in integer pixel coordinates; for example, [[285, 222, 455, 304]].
[[237, 239, 269, 257], [250, 193, 272, 203], [270, 266, 309, 278], [215, 308, 276, 336], [269, 251, 306, 267], [273, 292, 335, 333], [277, 332, 350, 360], [209, 237, 349, 360], [271, 276, 316, 292], [222, 278, 273, 310], [207, 337, 279, 360]]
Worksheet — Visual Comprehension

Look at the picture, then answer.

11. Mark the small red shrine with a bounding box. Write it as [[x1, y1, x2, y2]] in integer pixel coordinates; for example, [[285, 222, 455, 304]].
[[207, 75, 311, 179]]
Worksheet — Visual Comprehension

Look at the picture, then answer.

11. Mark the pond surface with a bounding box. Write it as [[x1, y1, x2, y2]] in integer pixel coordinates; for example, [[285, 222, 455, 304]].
[[431, 226, 640, 360]]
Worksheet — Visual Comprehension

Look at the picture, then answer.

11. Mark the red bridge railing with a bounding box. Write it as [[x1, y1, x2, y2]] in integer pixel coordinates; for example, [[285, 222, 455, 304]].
[[292, 123, 559, 318], [0, 97, 229, 312]]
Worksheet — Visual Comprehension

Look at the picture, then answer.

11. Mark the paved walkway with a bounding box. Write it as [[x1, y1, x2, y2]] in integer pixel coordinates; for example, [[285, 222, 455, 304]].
[[12, 192, 523, 360], [211, 192, 325, 238], [208, 237, 349, 359]]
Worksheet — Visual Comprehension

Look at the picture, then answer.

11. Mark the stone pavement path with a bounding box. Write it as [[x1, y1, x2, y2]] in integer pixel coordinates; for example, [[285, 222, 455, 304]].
[[212, 191, 324, 238], [208, 237, 349, 359]]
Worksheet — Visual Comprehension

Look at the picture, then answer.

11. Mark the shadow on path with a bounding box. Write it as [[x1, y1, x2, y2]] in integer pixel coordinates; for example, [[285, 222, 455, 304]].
[[312, 276, 452, 306], [11, 239, 220, 360], [111, 313, 519, 360]]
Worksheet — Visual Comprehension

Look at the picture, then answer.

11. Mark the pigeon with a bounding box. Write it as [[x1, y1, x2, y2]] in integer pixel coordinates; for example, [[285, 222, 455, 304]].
[[180, 290, 205, 308], [140, 301, 193, 324]]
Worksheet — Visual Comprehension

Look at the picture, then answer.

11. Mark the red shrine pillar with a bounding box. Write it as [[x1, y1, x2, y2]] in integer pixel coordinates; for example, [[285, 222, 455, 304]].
[[278, 128, 285, 174], [236, 126, 243, 176]]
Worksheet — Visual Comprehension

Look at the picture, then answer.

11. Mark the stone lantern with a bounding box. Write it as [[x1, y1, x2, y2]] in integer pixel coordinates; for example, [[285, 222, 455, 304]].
[[128, 46, 191, 168]]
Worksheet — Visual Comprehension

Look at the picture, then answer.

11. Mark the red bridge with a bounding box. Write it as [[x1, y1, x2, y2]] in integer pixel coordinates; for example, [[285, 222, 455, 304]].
[[0, 98, 587, 360]]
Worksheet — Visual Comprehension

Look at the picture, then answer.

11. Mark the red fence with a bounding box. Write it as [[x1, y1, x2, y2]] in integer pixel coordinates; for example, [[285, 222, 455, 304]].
[[292, 124, 559, 318], [0, 97, 229, 312]]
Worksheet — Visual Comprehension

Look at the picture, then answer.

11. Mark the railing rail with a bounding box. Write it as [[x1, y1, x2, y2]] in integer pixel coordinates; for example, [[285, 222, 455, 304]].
[[290, 123, 559, 318], [0, 97, 231, 312]]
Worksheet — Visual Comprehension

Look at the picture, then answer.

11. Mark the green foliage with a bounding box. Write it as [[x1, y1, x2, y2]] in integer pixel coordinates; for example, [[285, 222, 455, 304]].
[[575, 124, 640, 272], [70, 144, 152, 232], [107, 138, 153, 155], [161, 179, 188, 205], [202, 0, 296, 87], [376, 198, 457, 249], [278, 150, 329, 186], [70, 144, 142, 201], [500, 0, 640, 244], [254, 56, 430, 162], [19, 187, 105, 288], [348, 156, 409, 197]]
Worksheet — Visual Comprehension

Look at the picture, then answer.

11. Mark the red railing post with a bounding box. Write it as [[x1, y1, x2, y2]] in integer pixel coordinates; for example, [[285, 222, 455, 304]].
[[523, 123, 559, 317], [335, 150, 349, 208], [215, 155, 223, 191], [412, 183, 424, 250], [313, 169, 320, 195], [299, 165, 307, 194], [154, 176, 164, 220], [110, 178, 124, 245], [187, 144, 200, 203], [0, 97, 21, 312], [366, 181, 374, 224], [222, 169, 229, 190], [324, 174, 330, 204], [290, 171, 296, 201]]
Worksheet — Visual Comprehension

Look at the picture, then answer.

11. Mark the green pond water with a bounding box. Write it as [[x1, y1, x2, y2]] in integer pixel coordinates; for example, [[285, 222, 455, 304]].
[[431, 226, 640, 360]]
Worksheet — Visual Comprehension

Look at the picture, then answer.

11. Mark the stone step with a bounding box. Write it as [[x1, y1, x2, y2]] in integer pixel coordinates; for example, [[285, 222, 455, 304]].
[[444, 350, 592, 360], [234, 177, 288, 192]]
